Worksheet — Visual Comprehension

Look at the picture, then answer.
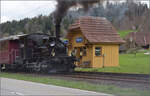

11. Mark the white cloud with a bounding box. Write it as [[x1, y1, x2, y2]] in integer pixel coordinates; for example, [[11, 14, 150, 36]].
[[1, 1, 57, 23]]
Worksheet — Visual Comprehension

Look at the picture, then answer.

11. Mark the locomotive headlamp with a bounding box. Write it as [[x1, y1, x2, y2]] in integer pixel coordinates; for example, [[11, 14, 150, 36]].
[[50, 41, 55, 47]]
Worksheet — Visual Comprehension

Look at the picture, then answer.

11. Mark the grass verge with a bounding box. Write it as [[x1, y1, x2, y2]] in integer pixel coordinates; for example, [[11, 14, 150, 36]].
[[76, 50, 150, 74], [0, 72, 150, 96], [118, 30, 137, 38]]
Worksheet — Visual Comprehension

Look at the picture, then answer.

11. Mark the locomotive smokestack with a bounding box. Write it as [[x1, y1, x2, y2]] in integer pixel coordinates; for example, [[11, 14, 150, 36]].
[[55, 24, 60, 41]]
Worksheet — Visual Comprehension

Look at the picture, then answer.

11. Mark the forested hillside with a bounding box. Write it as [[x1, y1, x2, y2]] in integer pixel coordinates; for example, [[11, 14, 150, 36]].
[[0, 2, 149, 38]]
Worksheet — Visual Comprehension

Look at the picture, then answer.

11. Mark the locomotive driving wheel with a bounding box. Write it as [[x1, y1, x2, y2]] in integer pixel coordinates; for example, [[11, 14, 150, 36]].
[[33, 62, 41, 72]]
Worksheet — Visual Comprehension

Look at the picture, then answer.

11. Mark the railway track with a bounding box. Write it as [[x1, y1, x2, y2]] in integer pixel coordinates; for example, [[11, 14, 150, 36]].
[[3, 71, 150, 84], [52, 71, 150, 84]]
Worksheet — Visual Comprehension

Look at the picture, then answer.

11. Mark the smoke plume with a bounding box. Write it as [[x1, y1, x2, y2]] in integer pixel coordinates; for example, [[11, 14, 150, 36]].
[[53, 0, 104, 40], [54, 0, 103, 26]]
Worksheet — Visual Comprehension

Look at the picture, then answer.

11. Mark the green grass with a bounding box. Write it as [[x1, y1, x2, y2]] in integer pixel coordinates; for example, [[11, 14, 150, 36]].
[[0, 72, 150, 96], [118, 30, 137, 38], [76, 50, 150, 74]]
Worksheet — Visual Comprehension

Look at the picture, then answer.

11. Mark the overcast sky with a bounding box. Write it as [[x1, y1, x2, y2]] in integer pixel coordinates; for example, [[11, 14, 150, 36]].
[[1, 0, 150, 23], [1, 1, 57, 23]]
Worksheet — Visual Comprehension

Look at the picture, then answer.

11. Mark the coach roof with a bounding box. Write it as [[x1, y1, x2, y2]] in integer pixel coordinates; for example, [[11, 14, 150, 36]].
[[0, 34, 27, 42]]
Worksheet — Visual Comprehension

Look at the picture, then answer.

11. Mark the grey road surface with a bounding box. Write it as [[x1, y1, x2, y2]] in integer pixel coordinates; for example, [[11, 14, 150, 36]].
[[0, 77, 113, 96]]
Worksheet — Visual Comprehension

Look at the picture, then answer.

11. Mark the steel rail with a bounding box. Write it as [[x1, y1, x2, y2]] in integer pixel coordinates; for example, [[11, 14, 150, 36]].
[[52, 71, 150, 84]]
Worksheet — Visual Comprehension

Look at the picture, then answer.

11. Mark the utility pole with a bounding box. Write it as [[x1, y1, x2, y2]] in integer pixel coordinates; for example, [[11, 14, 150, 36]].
[[149, 0, 150, 8]]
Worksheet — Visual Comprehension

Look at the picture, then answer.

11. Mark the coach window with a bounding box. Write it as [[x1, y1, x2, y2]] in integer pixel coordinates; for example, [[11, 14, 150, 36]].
[[95, 47, 102, 56]]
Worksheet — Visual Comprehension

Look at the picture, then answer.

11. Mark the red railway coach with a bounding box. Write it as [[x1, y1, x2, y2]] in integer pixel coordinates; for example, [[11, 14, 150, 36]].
[[0, 34, 26, 70]]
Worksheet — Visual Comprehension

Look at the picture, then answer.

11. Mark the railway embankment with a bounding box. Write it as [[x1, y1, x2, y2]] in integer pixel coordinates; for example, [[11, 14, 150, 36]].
[[0, 72, 150, 96]]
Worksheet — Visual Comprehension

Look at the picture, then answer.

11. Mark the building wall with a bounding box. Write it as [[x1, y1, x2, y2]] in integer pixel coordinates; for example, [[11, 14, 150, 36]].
[[67, 30, 119, 68], [69, 31, 87, 48], [103, 44, 119, 67], [92, 44, 119, 68], [92, 45, 103, 68], [81, 45, 93, 67]]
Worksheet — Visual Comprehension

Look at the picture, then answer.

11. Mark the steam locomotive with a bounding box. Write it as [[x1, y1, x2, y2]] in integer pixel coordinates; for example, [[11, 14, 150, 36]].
[[0, 33, 76, 73]]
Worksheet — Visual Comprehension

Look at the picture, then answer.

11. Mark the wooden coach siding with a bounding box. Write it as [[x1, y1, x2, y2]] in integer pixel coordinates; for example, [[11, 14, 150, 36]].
[[0, 40, 9, 64], [0, 40, 19, 65]]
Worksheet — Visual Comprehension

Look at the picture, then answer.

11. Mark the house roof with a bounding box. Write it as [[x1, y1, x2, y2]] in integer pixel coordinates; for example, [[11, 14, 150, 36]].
[[125, 32, 150, 46], [68, 16, 125, 44]]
